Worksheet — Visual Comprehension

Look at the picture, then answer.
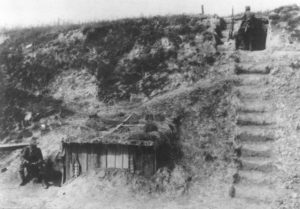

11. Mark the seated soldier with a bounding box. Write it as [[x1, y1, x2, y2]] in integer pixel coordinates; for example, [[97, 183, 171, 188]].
[[19, 136, 49, 189]]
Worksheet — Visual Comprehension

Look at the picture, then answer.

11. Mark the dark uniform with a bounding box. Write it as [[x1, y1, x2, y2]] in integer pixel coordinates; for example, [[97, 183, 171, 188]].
[[241, 10, 255, 32], [236, 6, 256, 50], [19, 145, 48, 187]]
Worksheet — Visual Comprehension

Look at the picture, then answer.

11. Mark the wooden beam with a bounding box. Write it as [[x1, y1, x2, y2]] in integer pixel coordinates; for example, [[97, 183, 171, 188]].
[[116, 145, 122, 168], [154, 147, 157, 174], [100, 145, 107, 168], [122, 146, 129, 169], [107, 145, 116, 168], [101, 114, 133, 138], [0, 143, 29, 151]]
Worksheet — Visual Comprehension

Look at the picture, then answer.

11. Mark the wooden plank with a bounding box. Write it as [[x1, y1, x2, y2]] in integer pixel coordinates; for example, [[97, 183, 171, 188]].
[[116, 145, 123, 168], [107, 145, 116, 168], [100, 145, 107, 168], [65, 145, 71, 181], [86, 145, 89, 172], [154, 147, 157, 174], [0, 143, 29, 151], [101, 114, 133, 138], [85, 145, 89, 172], [128, 146, 134, 173], [122, 146, 129, 169], [143, 148, 154, 178], [78, 145, 88, 173], [89, 145, 98, 170], [85, 145, 91, 172], [71, 145, 78, 178], [94, 144, 101, 168]]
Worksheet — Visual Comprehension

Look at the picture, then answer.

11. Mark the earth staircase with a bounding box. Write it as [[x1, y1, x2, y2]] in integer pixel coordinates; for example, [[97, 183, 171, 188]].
[[232, 51, 281, 209]]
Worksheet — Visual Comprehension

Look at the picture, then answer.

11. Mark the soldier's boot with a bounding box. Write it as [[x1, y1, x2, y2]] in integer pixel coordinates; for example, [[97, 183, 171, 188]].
[[42, 179, 49, 189], [249, 41, 253, 51], [19, 170, 27, 186], [235, 39, 239, 50], [39, 171, 49, 189]]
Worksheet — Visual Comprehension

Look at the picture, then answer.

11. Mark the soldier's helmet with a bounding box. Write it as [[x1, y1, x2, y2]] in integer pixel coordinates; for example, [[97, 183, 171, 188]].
[[245, 6, 251, 11]]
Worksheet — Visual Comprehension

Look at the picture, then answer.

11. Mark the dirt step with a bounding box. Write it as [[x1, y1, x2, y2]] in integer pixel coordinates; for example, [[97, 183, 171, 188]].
[[241, 144, 272, 158], [236, 74, 269, 86], [235, 183, 277, 204], [236, 113, 275, 126], [270, 51, 300, 60], [237, 50, 271, 61], [234, 63, 272, 75], [235, 126, 275, 143], [236, 101, 273, 113], [234, 86, 271, 100], [241, 157, 276, 173], [239, 170, 277, 185]]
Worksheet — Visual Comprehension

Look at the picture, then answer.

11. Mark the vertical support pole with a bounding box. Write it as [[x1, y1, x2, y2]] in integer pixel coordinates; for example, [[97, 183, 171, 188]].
[[114, 145, 117, 168], [86, 144, 89, 172], [154, 146, 157, 174], [121, 146, 124, 169], [201, 5, 204, 15], [229, 6, 234, 40], [128, 146, 134, 173], [61, 141, 66, 184], [64, 143, 69, 183], [105, 145, 108, 168]]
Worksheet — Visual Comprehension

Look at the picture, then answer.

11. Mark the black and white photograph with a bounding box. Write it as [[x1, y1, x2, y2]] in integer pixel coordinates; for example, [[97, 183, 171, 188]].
[[0, 0, 300, 208]]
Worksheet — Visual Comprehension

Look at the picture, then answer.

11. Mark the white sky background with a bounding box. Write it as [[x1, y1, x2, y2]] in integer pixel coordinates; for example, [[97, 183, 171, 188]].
[[0, 0, 298, 28]]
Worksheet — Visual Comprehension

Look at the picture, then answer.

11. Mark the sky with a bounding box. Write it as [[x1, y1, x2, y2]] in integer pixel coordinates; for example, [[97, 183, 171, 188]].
[[0, 0, 298, 28]]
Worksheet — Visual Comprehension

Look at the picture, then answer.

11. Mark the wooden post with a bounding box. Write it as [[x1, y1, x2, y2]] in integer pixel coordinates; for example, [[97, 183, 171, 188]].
[[105, 145, 108, 168], [65, 144, 70, 182], [86, 144, 89, 172], [201, 5, 204, 14], [229, 7, 234, 40], [0, 143, 29, 151], [121, 146, 124, 169], [122, 146, 129, 169], [99, 145, 107, 168], [107, 145, 116, 168], [154, 146, 157, 174], [128, 146, 134, 173], [116, 145, 123, 168], [61, 141, 66, 184]]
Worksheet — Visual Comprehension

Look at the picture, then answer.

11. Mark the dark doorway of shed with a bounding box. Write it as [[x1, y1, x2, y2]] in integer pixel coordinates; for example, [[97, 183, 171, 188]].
[[235, 18, 269, 51], [43, 156, 65, 187], [156, 142, 183, 169]]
